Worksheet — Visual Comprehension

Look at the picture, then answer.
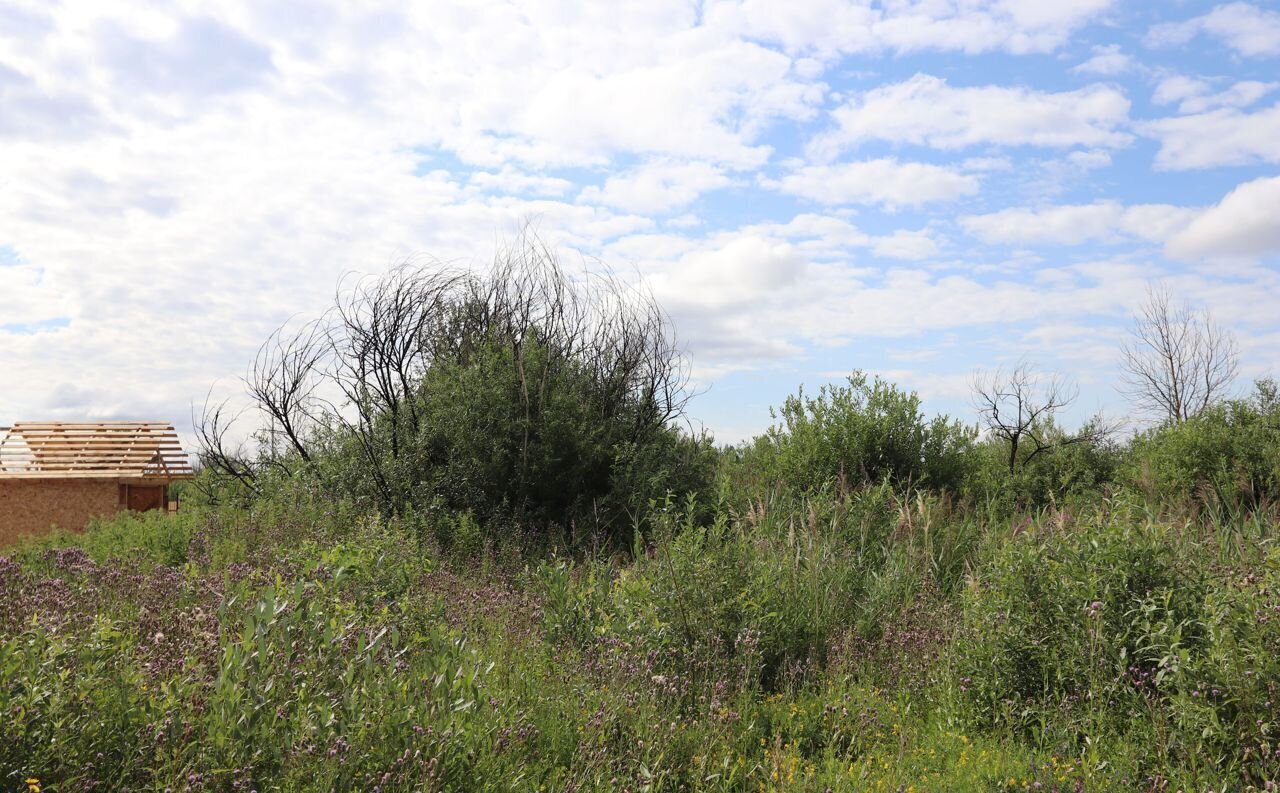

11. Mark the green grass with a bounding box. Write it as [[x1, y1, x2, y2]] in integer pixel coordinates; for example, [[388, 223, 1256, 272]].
[[2, 489, 1277, 791]]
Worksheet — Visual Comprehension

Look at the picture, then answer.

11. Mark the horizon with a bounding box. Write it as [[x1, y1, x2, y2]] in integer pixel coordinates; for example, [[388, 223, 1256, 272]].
[[2, 1, 1278, 446]]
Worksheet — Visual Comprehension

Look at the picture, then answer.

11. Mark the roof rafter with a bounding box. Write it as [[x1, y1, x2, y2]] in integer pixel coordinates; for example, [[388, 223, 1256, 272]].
[[0, 422, 195, 480]]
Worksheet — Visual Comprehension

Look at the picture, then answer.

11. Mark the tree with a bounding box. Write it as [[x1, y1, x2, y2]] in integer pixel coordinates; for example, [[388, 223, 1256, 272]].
[[195, 232, 702, 539], [972, 363, 1110, 473], [1120, 285, 1239, 424]]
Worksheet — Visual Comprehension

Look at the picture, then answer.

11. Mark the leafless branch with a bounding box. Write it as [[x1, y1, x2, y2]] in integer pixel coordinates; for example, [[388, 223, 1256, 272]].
[[191, 390, 261, 500], [973, 362, 1111, 473], [1120, 285, 1239, 423], [245, 319, 326, 467]]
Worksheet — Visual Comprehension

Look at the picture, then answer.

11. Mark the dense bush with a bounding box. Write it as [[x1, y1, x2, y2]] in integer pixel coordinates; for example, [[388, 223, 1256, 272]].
[[199, 244, 714, 549], [9, 268, 1279, 790], [742, 371, 975, 496], [965, 418, 1123, 512], [1127, 379, 1280, 510], [956, 501, 1280, 787], [6, 469, 1280, 790]]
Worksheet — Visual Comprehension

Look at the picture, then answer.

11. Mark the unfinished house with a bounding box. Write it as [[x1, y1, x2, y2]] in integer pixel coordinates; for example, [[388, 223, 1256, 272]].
[[0, 421, 195, 546]]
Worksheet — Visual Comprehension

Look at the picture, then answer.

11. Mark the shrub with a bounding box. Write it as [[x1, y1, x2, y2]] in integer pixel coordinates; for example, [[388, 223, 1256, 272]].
[[199, 242, 714, 550], [965, 418, 1122, 512], [746, 371, 975, 496], [1127, 378, 1280, 511], [956, 506, 1205, 737]]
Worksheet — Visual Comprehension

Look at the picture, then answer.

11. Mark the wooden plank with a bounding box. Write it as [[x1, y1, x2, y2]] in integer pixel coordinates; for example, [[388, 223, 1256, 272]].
[[4, 450, 184, 456], [0, 421, 194, 480], [11, 421, 175, 427], [0, 472, 194, 480]]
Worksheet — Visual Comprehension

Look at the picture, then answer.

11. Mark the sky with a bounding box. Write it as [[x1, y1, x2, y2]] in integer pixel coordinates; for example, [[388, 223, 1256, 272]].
[[1, 0, 1278, 445]]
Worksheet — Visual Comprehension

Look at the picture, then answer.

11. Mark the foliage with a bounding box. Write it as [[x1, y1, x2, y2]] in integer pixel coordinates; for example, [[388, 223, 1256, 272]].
[[965, 416, 1122, 512], [1127, 378, 1280, 510], [955, 498, 1280, 787], [8, 360, 1280, 790], [198, 242, 711, 550], [4, 474, 1279, 790], [746, 371, 975, 495]]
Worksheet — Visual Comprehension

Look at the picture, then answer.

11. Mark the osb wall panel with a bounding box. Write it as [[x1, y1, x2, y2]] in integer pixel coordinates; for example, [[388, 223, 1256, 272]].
[[0, 479, 121, 547]]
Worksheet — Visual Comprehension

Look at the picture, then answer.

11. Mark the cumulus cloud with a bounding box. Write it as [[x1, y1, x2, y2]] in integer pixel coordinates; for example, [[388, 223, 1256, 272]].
[[94, 16, 276, 99], [1147, 3, 1280, 58], [1177, 81, 1278, 114], [870, 229, 941, 261], [1152, 75, 1214, 106], [579, 162, 733, 214], [707, 0, 1117, 57], [811, 74, 1132, 157], [1167, 176, 1280, 260], [1153, 75, 1278, 114], [765, 158, 979, 208], [468, 167, 573, 198], [1071, 44, 1134, 75], [961, 202, 1200, 246], [0, 0, 1277, 438], [654, 235, 807, 311], [1141, 103, 1280, 169], [0, 60, 102, 140]]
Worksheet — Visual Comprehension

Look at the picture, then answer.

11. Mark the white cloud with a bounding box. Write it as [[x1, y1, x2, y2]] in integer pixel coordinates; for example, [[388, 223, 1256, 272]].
[[1153, 75, 1278, 114], [870, 229, 941, 260], [666, 213, 703, 229], [705, 0, 1116, 57], [1071, 44, 1134, 75], [1065, 150, 1113, 171], [0, 261, 74, 327], [469, 167, 573, 197], [0, 0, 1276, 441], [653, 235, 807, 311], [1177, 80, 1277, 114], [1152, 74, 1213, 106], [1147, 3, 1280, 58], [1167, 176, 1280, 260], [811, 74, 1132, 157], [1141, 103, 1280, 169], [579, 162, 733, 214], [962, 202, 1199, 245], [766, 158, 979, 208], [872, 0, 1117, 55]]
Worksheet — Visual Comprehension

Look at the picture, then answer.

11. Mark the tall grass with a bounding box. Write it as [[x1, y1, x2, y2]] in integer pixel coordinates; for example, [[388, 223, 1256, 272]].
[[2, 484, 1277, 791]]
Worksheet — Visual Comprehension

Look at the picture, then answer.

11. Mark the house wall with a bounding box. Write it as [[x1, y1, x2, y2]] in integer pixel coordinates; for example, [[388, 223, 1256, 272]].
[[0, 479, 124, 547]]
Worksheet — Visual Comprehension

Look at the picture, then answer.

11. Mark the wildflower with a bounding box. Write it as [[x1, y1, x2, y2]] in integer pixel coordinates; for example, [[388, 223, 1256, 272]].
[[26, 779, 41, 793]]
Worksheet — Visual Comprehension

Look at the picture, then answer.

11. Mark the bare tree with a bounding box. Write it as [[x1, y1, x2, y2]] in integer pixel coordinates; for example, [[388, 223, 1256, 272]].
[[1120, 285, 1239, 424], [246, 320, 326, 468], [191, 392, 261, 502], [973, 363, 1112, 473]]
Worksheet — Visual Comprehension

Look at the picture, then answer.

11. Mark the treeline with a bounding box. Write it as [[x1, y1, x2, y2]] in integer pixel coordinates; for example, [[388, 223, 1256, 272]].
[[195, 239, 1280, 550], [730, 368, 1279, 515]]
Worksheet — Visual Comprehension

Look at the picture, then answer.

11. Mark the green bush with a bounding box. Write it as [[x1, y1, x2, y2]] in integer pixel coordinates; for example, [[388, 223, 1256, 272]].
[[1127, 379, 1280, 511], [965, 418, 1122, 512], [208, 248, 715, 551], [957, 504, 1203, 728], [950, 504, 1280, 784], [745, 371, 975, 496]]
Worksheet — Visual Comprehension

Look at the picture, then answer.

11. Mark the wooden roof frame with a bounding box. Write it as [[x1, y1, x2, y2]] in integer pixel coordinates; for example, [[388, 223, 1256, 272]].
[[0, 422, 195, 480]]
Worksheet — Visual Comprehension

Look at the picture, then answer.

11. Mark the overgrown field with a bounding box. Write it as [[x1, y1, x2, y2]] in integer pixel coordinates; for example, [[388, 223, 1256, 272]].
[[3, 256, 1279, 790], [3, 478, 1279, 791]]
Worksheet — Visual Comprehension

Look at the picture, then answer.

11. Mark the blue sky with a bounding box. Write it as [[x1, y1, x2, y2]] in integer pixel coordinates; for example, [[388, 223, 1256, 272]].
[[1, 0, 1278, 442]]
